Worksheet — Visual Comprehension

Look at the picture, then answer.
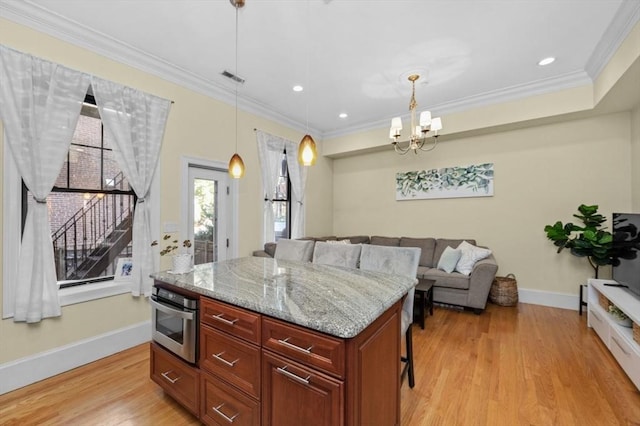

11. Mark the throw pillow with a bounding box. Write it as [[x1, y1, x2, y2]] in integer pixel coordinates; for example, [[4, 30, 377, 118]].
[[326, 239, 351, 244], [437, 246, 462, 273], [455, 241, 492, 276]]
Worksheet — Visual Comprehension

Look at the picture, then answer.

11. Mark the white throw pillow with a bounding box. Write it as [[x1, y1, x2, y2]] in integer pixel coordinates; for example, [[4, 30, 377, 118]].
[[326, 239, 351, 244], [437, 246, 462, 273], [455, 241, 492, 276]]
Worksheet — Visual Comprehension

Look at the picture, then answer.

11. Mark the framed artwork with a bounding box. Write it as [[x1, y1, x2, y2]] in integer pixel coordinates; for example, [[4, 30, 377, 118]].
[[396, 163, 494, 200], [115, 257, 133, 280]]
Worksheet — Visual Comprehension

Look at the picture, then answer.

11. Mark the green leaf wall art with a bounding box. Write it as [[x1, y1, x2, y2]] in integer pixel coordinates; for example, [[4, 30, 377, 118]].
[[396, 163, 494, 200]]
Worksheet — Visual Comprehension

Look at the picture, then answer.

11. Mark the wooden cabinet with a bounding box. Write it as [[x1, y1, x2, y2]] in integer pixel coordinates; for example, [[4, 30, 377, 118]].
[[200, 298, 262, 425], [201, 372, 260, 426], [152, 290, 402, 425], [262, 350, 343, 426], [150, 342, 200, 417]]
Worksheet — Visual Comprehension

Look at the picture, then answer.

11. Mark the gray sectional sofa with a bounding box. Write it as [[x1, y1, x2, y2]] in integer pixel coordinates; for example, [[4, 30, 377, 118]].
[[253, 235, 499, 313]]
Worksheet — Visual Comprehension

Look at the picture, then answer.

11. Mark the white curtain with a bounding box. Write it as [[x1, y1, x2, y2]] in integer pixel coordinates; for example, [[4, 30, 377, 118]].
[[256, 130, 286, 244], [0, 45, 90, 322], [91, 77, 171, 297], [284, 141, 307, 239]]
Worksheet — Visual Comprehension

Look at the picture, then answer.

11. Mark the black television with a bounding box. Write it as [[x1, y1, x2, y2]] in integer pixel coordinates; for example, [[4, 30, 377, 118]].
[[611, 212, 640, 299]]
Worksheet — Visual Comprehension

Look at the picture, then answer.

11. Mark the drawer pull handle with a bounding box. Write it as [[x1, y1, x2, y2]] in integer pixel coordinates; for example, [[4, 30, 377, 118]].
[[611, 337, 631, 356], [213, 351, 240, 367], [212, 313, 239, 326], [213, 403, 239, 423], [277, 365, 311, 384], [160, 370, 181, 384], [277, 337, 313, 354]]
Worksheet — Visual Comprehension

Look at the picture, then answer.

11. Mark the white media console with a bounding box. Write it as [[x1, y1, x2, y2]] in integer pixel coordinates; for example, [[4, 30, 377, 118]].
[[587, 279, 640, 390]]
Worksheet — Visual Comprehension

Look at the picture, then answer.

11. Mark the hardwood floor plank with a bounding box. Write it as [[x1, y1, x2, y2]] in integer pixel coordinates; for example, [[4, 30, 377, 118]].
[[1, 302, 639, 425]]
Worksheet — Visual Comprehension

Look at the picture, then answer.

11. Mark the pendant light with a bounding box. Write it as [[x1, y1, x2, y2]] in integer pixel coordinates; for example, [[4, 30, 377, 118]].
[[297, 0, 317, 167], [228, 0, 245, 178]]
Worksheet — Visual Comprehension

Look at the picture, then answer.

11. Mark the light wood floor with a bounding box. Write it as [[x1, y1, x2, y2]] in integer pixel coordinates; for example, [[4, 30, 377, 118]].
[[1, 303, 639, 425]]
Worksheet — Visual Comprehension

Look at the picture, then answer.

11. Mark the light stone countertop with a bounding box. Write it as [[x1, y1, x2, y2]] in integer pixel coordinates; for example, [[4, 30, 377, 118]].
[[150, 256, 416, 339]]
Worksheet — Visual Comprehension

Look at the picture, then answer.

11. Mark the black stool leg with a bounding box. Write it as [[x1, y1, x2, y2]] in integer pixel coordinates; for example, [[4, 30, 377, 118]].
[[406, 326, 415, 388]]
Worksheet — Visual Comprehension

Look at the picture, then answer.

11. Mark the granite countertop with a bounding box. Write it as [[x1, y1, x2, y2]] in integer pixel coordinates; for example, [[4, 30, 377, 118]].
[[150, 256, 416, 339]]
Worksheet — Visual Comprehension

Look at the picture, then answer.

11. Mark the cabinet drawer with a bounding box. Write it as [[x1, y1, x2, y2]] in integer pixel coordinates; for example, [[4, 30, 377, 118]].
[[262, 317, 345, 378], [150, 343, 199, 416], [609, 327, 640, 390], [262, 350, 343, 426], [201, 298, 261, 345], [200, 326, 261, 399], [589, 307, 610, 344], [201, 371, 260, 426]]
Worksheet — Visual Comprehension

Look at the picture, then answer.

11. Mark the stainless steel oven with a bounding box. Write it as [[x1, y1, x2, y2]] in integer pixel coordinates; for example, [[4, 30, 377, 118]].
[[150, 286, 199, 364]]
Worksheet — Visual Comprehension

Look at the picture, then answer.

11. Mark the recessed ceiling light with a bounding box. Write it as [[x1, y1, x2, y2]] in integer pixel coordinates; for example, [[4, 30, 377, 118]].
[[293, 85, 303, 92], [538, 57, 555, 66], [339, 113, 348, 119]]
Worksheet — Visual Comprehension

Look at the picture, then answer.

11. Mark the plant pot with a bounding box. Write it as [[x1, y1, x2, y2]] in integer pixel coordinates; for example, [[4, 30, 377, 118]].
[[172, 253, 193, 274]]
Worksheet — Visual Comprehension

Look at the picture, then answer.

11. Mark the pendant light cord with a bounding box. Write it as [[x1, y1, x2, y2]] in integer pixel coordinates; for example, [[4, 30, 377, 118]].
[[305, 0, 310, 132], [235, 4, 239, 153]]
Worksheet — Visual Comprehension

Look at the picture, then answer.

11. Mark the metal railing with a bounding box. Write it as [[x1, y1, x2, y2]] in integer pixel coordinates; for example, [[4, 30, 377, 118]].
[[51, 172, 134, 281]]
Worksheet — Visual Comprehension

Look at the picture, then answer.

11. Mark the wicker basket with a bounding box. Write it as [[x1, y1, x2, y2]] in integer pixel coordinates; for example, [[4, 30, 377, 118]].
[[598, 293, 611, 310], [634, 322, 640, 345], [489, 274, 518, 306]]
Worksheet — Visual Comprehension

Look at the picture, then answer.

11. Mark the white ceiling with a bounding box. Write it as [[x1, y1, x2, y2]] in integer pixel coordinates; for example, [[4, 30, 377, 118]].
[[1, 0, 639, 139]]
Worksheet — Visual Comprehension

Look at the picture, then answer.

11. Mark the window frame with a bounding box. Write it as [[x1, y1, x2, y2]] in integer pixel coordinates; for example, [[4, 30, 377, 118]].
[[1, 99, 160, 319], [27, 95, 138, 289], [269, 150, 291, 241]]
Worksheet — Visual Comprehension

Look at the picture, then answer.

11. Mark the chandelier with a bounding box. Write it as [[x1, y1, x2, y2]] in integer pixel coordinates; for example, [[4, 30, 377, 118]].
[[389, 74, 442, 155]]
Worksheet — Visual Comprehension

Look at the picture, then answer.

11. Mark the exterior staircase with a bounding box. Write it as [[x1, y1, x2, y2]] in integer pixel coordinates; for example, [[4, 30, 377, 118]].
[[52, 172, 134, 283]]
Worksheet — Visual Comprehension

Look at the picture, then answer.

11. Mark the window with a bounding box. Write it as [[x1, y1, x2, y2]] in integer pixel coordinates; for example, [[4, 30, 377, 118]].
[[272, 151, 291, 241], [23, 95, 136, 288]]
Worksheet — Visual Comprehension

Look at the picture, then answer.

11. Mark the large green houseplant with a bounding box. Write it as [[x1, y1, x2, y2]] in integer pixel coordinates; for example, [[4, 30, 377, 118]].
[[544, 204, 613, 278]]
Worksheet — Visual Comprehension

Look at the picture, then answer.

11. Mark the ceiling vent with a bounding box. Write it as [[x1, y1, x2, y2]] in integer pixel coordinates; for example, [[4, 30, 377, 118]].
[[222, 70, 245, 84]]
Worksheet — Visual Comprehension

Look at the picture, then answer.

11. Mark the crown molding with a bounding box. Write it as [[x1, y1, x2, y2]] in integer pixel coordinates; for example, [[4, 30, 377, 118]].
[[322, 70, 592, 140], [1, 0, 633, 142], [0, 0, 317, 137], [585, 0, 640, 79]]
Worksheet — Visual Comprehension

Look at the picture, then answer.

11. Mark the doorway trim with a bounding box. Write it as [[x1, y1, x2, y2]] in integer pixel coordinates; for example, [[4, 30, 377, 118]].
[[180, 156, 239, 260]]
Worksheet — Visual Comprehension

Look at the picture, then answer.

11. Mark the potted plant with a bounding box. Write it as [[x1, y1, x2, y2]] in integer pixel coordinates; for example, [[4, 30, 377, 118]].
[[151, 234, 193, 273], [544, 204, 613, 278]]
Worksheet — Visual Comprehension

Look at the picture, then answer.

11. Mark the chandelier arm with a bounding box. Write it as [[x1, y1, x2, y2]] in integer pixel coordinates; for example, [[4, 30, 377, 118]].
[[393, 143, 411, 155], [418, 137, 438, 152]]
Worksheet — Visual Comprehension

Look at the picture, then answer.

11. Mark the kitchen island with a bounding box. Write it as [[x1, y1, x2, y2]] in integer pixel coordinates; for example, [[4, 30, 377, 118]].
[[150, 257, 416, 426]]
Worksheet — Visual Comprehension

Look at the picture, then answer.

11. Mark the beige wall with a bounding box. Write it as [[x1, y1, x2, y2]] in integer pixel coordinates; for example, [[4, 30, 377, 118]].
[[332, 112, 632, 295], [0, 19, 333, 364]]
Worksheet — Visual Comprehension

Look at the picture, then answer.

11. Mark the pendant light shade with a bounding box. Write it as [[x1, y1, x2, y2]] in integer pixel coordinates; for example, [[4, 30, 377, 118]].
[[298, 134, 317, 166], [228, 153, 245, 178]]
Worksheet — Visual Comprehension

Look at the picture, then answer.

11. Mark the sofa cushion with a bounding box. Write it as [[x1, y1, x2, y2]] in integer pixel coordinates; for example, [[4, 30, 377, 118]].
[[274, 239, 315, 262], [400, 237, 436, 267], [312, 241, 362, 268], [437, 246, 462, 273], [422, 268, 470, 290], [455, 241, 492, 276], [339, 235, 370, 244], [370, 236, 400, 246], [434, 238, 476, 265], [264, 242, 277, 257]]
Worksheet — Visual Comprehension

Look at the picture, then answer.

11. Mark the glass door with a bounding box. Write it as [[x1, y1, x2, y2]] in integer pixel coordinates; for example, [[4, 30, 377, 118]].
[[187, 166, 229, 264]]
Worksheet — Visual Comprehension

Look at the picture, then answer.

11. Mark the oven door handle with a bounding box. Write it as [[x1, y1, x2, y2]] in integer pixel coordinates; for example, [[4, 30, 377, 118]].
[[150, 298, 196, 320]]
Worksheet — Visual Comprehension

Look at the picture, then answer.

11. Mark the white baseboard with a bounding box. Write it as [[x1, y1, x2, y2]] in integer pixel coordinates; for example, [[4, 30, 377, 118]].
[[517, 287, 581, 311], [0, 320, 151, 395]]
